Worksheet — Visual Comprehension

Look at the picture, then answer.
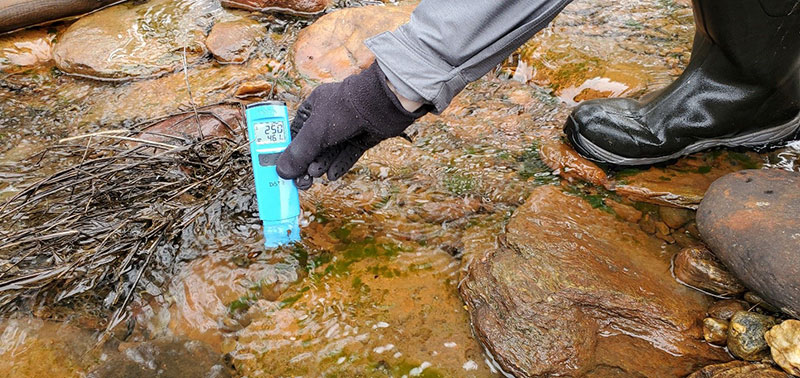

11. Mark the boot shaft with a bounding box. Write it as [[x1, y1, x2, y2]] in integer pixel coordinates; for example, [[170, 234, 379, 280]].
[[692, 0, 800, 87]]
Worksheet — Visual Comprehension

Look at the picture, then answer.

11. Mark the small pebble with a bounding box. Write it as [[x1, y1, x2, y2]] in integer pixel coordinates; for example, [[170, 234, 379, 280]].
[[703, 317, 729, 346], [727, 311, 778, 361], [673, 246, 746, 296], [463, 360, 478, 371], [659, 206, 694, 229], [708, 299, 749, 321]]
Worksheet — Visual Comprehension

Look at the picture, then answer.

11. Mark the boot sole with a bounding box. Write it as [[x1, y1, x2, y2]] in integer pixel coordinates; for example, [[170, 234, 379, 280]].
[[571, 111, 800, 166]]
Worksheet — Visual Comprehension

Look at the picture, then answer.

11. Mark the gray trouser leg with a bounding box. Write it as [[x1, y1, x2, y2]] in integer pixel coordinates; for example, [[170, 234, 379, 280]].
[[366, 0, 574, 113]]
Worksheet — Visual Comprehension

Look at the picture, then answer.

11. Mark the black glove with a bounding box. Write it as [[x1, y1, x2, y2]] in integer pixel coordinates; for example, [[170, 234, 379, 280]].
[[276, 61, 428, 189]]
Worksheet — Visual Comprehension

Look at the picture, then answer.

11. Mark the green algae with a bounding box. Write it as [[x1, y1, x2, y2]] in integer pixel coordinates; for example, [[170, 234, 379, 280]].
[[564, 182, 623, 215], [727, 151, 762, 169], [367, 264, 404, 278], [442, 167, 477, 196], [517, 142, 558, 185]]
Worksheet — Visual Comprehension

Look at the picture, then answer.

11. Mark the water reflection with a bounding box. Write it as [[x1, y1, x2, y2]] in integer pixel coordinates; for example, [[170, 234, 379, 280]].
[[497, 0, 694, 105], [765, 141, 800, 172]]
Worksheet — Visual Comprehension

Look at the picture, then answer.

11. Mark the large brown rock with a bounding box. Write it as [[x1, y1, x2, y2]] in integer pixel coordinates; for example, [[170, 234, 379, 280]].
[[0, 29, 56, 74], [53, 0, 219, 80], [205, 18, 266, 64], [292, 4, 414, 82], [697, 169, 800, 318], [459, 186, 730, 377], [221, 0, 328, 16]]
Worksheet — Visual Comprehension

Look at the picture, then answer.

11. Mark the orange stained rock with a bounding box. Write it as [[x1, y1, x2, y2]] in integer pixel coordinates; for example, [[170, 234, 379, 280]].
[[460, 185, 730, 377], [538, 137, 610, 188], [292, 4, 415, 82]]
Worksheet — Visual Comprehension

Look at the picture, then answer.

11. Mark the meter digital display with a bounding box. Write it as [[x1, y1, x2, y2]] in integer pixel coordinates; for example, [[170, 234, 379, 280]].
[[254, 121, 287, 145]]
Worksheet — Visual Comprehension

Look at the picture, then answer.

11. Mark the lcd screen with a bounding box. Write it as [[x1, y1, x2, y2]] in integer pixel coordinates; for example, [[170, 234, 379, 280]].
[[254, 121, 287, 145]]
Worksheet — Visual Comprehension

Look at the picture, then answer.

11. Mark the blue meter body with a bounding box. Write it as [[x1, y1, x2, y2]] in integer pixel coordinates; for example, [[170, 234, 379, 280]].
[[245, 101, 301, 248]]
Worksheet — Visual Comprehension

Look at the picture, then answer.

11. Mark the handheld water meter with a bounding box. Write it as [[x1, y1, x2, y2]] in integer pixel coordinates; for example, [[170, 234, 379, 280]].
[[245, 101, 301, 248]]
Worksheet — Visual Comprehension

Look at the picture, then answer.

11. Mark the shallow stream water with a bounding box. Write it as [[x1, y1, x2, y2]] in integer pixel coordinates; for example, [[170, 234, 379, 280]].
[[0, 0, 797, 376]]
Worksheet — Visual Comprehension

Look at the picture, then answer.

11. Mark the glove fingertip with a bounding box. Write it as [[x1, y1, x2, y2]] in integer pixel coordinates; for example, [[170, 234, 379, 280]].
[[295, 174, 313, 190], [276, 148, 306, 179]]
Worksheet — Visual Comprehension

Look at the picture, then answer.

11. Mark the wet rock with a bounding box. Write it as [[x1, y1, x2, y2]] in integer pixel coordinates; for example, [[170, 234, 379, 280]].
[[459, 185, 730, 377], [497, 0, 694, 106], [292, 4, 414, 82], [660, 206, 694, 229], [655, 220, 675, 243], [708, 299, 750, 321], [133, 104, 244, 146], [0, 318, 98, 376], [538, 137, 609, 188], [168, 254, 301, 349], [673, 246, 746, 296], [419, 197, 481, 223], [88, 337, 232, 378], [206, 19, 266, 64], [689, 361, 791, 378], [83, 57, 277, 126], [745, 292, 782, 314], [221, 0, 328, 16], [604, 199, 642, 223], [230, 228, 495, 376], [703, 318, 729, 346], [673, 228, 703, 248], [697, 169, 800, 318], [614, 151, 763, 209], [640, 213, 658, 234], [727, 311, 778, 361], [765, 320, 800, 376], [53, 0, 219, 80], [537, 144, 761, 211], [0, 29, 57, 74], [234, 80, 273, 98]]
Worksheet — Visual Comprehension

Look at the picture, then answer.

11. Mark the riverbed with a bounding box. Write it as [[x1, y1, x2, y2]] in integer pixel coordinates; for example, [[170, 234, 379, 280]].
[[0, 0, 798, 376]]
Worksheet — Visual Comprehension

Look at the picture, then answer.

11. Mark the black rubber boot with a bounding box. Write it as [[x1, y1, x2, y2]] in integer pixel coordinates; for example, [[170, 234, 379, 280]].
[[564, 0, 800, 166]]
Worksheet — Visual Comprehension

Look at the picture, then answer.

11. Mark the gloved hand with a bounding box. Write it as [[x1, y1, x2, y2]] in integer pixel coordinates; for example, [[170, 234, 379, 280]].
[[276, 61, 428, 190]]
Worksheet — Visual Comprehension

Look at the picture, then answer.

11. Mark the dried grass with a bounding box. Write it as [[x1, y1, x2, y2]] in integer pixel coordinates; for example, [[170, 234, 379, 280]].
[[0, 109, 251, 335]]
